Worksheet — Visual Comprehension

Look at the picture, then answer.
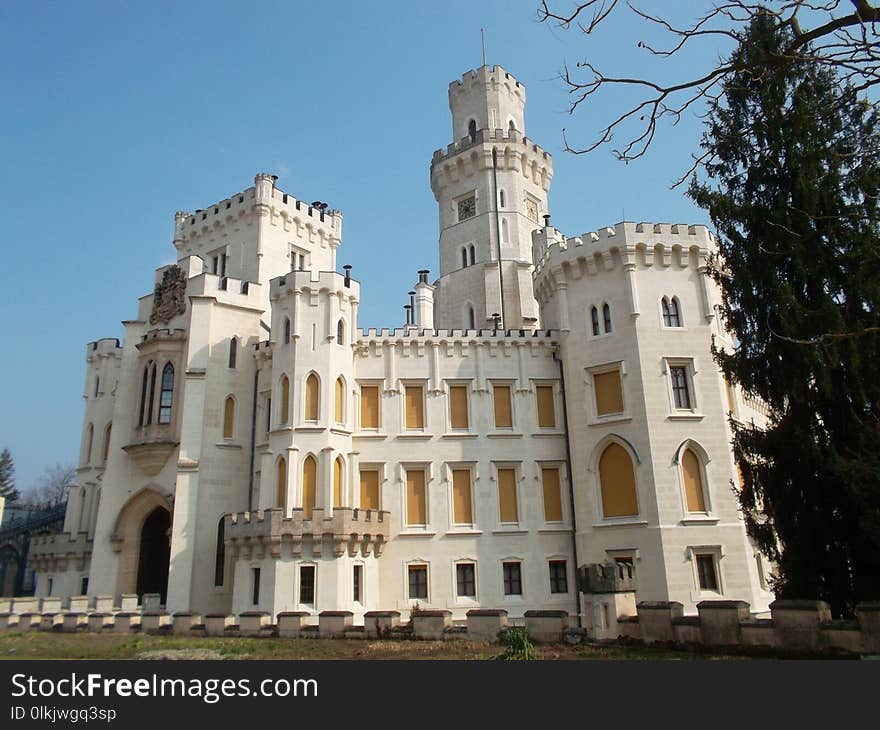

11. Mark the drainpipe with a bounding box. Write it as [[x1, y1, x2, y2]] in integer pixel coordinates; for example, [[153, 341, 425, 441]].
[[553, 343, 581, 627], [247, 362, 259, 512], [491, 148, 506, 329]]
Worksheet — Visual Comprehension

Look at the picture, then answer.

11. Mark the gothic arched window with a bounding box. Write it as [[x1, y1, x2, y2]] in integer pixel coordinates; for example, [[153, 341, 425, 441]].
[[283, 317, 290, 345], [602, 303, 612, 333], [158, 363, 174, 424], [590, 307, 600, 336], [468, 119, 477, 139], [214, 517, 225, 586], [599, 442, 638, 518], [469, 245, 476, 265], [228, 337, 238, 368], [337, 319, 345, 346]]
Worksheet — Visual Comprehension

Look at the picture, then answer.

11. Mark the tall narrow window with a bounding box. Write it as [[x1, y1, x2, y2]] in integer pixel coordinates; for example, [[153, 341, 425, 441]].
[[662, 296, 682, 327], [94, 375, 100, 398], [493, 385, 513, 428], [452, 468, 473, 525], [449, 385, 469, 429], [602, 303, 612, 333], [670, 366, 692, 409], [469, 244, 475, 265], [682, 448, 707, 513], [468, 118, 477, 139], [214, 518, 225, 586], [223, 396, 235, 439], [456, 563, 476, 597], [102, 423, 112, 463], [404, 385, 425, 429], [305, 374, 319, 421], [360, 385, 379, 429], [599, 443, 639, 518], [302, 455, 317, 519], [462, 248, 468, 268], [408, 565, 428, 599], [353, 565, 363, 603], [158, 363, 174, 424], [549, 560, 568, 593], [541, 466, 563, 522], [335, 377, 345, 424], [536, 385, 556, 428], [146, 363, 157, 425], [85, 423, 94, 465], [280, 376, 290, 424], [252, 567, 261, 605], [405, 468, 427, 526], [138, 366, 149, 426], [337, 319, 345, 345], [276, 457, 287, 510], [696, 554, 719, 591], [499, 189, 506, 208], [283, 317, 290, 345], [467, 306, 475, 330], [228, 337, 238, 368], [333, 456, 344, 508], [593, 370, 624, 416], [299, 565, 315, 604], [590, 306, 600, 336], [497, 467, 518, 523], [503, 562, 522, 595], [360, 469, 380, 511]]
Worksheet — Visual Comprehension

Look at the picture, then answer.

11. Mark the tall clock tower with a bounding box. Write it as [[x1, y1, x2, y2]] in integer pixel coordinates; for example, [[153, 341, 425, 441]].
[[429, 65, 554, 330]]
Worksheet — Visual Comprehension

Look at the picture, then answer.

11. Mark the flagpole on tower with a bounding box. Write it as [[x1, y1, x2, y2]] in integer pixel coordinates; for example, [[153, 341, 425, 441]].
[[481, 27, 487, 67]]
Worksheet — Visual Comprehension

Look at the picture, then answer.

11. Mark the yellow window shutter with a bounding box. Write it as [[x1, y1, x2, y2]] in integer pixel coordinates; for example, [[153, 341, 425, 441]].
[[405, 385, 424, 429], [359, 470, 380, 511], [360, 385, 379, 429], [542, 466, 563, 521], [536, 385, 555, 428], [452, 469, 473, 524], [682, 449, 706, 512], [276, 457, 287, 510], [594, 371, 624, 416], [406, 469, 427, 525], [302, 455, 317, 518], [335, 378, 345, 423], [333, 457, 343, 508], [223, 397, 235, 439], [497, 468, 518, 523], [449, 385, 469, 429], [599, 443, 639, 518], [305, 374, 319, 421], [493, 385, 512, 428]]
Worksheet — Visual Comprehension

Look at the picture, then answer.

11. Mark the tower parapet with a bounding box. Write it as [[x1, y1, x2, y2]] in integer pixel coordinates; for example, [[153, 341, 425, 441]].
[[448, 65, 526, 140]]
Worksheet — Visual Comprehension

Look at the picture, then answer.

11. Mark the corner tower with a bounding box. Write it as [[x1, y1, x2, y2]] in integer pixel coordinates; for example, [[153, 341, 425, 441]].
[[430, 66, 553, 330]]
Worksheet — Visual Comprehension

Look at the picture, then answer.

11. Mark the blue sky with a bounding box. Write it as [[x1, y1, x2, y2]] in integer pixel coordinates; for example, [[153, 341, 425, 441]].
[[0, 1, 731, 490]]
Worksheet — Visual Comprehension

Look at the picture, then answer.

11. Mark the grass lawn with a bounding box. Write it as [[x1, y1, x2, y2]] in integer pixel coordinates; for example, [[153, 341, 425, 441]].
[[0, 631, 753, 660]]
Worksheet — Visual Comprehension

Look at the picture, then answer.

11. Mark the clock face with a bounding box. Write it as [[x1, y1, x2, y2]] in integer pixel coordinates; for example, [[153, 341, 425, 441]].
[[458, 196, 476, 221], [526, 198, 539, 223]]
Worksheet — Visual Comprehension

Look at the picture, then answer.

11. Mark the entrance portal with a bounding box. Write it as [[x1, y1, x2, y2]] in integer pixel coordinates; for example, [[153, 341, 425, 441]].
[[135, 507, 170, 604]]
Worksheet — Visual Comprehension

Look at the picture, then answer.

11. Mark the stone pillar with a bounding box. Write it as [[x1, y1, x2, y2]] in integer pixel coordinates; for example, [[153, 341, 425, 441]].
[[63, 612, 86, 633], [411, 610, 451, 640], [141, 594, 162, 612], [141, 612, 171, 635], [113, 613, 140, 633], [856, 602, 880, 653], [466, 609, 508, 641], [636, 602, 684, 643], [238, 611, 271, 637], [205, 614, 233, 637], [769, 600, 831, 650], [173, 612, 203, 636], [277, 612, 311, 638], [120, 595, 139, 612], [68, 596, 89, 613], [696, 600, 751, 646], [94, 596, 114, 613], [319, 610, 354, 638], [524, 610, 568, 643], [363, 610, 400, 638], [88, 613, 112, 633]]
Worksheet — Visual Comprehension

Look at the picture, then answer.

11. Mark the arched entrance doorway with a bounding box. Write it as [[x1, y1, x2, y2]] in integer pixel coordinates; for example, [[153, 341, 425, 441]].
[[136, 507, 170, 604]]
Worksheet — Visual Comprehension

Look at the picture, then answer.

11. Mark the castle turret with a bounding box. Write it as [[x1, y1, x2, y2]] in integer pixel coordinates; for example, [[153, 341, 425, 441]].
[[430, 66, 553, 331]]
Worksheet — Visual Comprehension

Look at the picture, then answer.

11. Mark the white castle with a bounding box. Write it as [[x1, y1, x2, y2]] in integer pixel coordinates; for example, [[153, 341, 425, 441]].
[[29, 65, 773, 627]]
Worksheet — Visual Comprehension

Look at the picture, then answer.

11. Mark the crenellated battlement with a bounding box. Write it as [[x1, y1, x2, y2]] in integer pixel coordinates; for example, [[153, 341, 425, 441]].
[[269, 269, 361, 301], [86, 338, 123, 363], [431, 127, 551, 167], [532, 221, 714, 281], [449, 65, 524, 93], [356, 327, 555, 342]]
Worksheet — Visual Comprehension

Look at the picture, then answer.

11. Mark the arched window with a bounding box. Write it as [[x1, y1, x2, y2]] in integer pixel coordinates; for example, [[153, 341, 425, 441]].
[[509, 119, 516, 132], [462, 247, 468, 268], [468, 305, 476, 330], [662, 297, 682, 327], [102, 423, 112, 463], [146, 362, 157, 425], [214, 517, 225, 586], [279, 376, 290, 425], [590, 307, 600, 336], [336, 319, 345, 346], [468, 119, 477, 139], [305, 374, 319, 421], [302, 455, 317, 518], [223, 396, 235, 439], [599, 442, 638, 518], [283, 317, 290, 345], [94, 375, 100, 398], [138, 365, 149, 426], [333, 456, 344, 508], [335, 377, 345, 424], [469, 244, 476, 265], [276, 457, 287, 510], [228, 337, 238, 368], [499, 189, 506, 208], [85, 423, 94, 465], [602, 303, 612, 333], [158, 363, 174, 424], [681, 448, 707, 512]]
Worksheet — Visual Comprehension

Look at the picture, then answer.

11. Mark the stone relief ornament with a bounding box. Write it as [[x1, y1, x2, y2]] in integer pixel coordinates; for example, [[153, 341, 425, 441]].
[[149, 266, 187, 324]]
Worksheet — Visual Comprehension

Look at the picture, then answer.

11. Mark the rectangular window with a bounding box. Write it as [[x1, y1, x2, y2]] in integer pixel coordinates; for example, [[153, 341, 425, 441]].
[[360, 385, 380, 429], [497, 467, 518, 523], [670, 366, 692, 409], [696, 554, 719, 591], [536, 385, 556, 428], [404, 385, 425, 429], [451, 468, 473, 525], [405, 468, 427, 526], [359, 469, 381, 511], [503, 562, 522, 596], [80, 576, 88, 595], [493, 384, 513, 428], [449, 385, 469, 429], [408, 565, 428, 599], [353, 565, 362, 603], [47, 577, 54, 596], [594, 370, 624, 416], [542, 466, 563, 522], [300, 565, 316, 604], [549, 560, 568, 594], [252, 567, 261, 605], [456, 563, 476, 597], [266, 396, 271, 434]]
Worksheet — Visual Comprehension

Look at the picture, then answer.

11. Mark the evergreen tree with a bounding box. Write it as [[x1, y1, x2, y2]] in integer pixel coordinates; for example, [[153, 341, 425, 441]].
[[0, 448, 19, 503], [689, 12, 880, 617]]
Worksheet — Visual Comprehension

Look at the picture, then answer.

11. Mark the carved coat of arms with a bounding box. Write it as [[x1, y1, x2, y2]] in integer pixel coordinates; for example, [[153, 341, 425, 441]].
[[149, 266, 187, 324]]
